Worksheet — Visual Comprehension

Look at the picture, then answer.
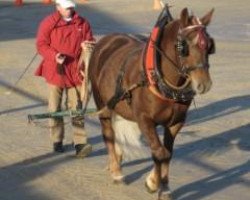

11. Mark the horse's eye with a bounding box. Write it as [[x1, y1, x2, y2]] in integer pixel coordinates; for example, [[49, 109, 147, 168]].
[[176, 39, 189, 57], [208, 38, 215, 54]]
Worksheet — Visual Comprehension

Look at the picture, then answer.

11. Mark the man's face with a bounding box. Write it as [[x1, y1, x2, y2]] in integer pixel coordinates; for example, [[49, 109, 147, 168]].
[[56, 5, 74, 18]]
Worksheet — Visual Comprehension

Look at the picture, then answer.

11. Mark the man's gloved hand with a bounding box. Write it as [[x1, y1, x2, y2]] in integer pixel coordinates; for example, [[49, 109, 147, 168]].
[[55, 53, 66, 75], [55, 53, 66, 64]]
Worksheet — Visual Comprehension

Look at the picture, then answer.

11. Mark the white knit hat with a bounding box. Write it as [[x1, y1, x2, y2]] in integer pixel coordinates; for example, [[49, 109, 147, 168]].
[[55, 0, 76, 9]]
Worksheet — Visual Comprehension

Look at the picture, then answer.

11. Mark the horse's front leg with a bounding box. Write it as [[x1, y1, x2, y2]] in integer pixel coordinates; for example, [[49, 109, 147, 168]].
[[159, 123, 184, 200], [138, 117, 170, 193], [100, 117, 124, 183]]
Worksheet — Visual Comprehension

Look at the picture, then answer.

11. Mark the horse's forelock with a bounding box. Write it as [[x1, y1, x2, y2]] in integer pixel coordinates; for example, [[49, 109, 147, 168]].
[[180, 24, 204, 37], [191, 16, 202, 25]]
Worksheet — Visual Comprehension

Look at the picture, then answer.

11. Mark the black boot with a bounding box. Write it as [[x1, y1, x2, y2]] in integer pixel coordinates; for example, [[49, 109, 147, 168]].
[[53, 142, 64, 153], [75, 143, 92, 158]]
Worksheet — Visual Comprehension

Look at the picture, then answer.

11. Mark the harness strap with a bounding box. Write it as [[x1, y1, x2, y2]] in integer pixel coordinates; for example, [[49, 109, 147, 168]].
[[107, 47, 143, 110], [148, 86, 172, 101], [107, 82, 144, 109]]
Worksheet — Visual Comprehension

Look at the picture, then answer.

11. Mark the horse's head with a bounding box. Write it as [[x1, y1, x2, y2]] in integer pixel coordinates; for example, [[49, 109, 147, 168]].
[[176, 8, 215, 95]]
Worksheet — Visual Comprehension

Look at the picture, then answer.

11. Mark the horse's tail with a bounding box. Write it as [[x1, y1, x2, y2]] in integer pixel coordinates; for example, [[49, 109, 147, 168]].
[[111, 113, 149, 161]]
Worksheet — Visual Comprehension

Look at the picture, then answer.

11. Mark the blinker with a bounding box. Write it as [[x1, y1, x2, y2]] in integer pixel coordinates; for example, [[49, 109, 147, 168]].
[[176, 38, 189, 57], [208, 38, 215, 54], [176, 33, 216, 57]]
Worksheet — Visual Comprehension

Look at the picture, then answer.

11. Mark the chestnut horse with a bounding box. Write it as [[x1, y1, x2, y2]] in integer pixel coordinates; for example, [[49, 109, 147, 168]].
[[89, 6, 215, 200]]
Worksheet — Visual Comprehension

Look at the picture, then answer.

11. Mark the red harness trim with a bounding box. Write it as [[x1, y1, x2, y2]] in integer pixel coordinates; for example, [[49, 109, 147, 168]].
[[145, 26, 159, 86], [144, 26, 173, 101]]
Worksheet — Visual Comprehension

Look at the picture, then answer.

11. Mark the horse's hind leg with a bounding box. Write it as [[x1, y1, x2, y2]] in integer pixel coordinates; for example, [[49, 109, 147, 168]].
[[100, 116, 124, 183], [114, 142, 123, 165]]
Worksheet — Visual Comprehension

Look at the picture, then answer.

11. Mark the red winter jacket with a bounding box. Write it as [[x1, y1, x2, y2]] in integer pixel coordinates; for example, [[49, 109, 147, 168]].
[[35, 11, 94, 88]]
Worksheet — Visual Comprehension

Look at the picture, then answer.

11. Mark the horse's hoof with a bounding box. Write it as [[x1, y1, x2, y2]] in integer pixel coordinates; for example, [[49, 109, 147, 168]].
[[145, 174, 159, 193], [112, 175, 124, 184], [158, 195, 173, 200], [158, 194, 173, 200], [158, 185, 173, 200], [145, 182, 157, 193], [105, 165, 110, 171]]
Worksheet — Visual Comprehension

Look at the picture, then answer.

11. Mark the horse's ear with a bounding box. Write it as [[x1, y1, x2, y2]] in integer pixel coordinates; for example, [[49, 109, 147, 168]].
[[200, 8, 214, 26], [180, 8, 189, 28]]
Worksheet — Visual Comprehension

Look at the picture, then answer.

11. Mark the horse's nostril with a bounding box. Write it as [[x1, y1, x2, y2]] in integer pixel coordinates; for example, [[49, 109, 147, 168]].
[[196, 83, 205, 94], [197, 83, 203, 90]]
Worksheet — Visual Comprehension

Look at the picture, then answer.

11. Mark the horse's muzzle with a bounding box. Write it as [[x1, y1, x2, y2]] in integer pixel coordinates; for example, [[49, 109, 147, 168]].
[[190, 69, 212, 94]]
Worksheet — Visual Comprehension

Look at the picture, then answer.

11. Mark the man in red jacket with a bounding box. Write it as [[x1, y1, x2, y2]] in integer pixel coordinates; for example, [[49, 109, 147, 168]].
[[35, 0, 95, 157]]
